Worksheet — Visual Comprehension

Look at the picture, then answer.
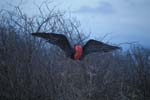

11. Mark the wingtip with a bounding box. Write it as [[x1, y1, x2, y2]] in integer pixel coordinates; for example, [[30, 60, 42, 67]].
[[31, 32, 43, 36], [31, 32, 36, 36], [110, 45, 122, 51], [116, 46, 122, 50]]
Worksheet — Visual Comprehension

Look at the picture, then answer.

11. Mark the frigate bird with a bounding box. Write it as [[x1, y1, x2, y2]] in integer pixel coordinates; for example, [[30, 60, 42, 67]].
[[32, 32, 120, 60]]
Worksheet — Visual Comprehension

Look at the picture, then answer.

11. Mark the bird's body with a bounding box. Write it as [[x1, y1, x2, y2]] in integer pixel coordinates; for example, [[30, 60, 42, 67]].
[[32, 32, 120, 60]]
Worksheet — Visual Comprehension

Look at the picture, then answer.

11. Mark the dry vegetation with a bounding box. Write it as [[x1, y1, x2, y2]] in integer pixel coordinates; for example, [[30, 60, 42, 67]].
[[0, 5, 150, 100]]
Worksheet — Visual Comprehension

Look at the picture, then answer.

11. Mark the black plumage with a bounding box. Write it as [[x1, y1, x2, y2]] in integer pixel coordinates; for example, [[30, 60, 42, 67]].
[[32, 32, 120, 60]]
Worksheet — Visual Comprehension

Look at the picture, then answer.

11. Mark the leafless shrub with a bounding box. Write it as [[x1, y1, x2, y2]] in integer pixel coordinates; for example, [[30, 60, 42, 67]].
[[0, 3, 150, 100]]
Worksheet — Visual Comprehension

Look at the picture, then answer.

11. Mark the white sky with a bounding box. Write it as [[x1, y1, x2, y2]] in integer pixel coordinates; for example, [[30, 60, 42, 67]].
[[0, 0, 150, 48]]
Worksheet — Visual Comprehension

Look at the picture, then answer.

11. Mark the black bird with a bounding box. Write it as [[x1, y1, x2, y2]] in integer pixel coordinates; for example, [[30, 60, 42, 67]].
[[32, 32, 120, 60]]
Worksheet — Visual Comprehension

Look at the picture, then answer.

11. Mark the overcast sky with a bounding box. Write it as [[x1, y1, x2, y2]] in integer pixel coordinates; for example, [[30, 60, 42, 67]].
[[0, 0, 150, 48]]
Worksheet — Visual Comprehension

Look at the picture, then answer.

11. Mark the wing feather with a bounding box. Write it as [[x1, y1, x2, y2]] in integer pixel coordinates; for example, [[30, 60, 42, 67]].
[[83, 39, 120, 57], [32, 32, 73, 57]]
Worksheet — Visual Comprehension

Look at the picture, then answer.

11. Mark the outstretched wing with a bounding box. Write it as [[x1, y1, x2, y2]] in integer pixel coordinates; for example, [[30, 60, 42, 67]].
[[82, 39, 120, 57], [32, 32, 73, 57]]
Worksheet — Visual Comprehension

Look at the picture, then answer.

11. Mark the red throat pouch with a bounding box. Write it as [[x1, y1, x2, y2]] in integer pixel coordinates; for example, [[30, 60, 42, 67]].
[[74, 45, 83, 60]]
